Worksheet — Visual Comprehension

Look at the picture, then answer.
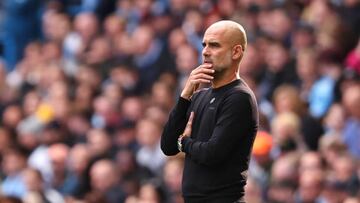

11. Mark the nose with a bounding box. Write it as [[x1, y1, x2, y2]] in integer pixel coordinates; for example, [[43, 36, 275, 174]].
[[202, 46, 210, 57]]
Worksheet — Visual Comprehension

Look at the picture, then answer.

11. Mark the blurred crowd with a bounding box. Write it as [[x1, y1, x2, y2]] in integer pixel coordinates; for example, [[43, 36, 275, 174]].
[[0, 0, 359, 203]]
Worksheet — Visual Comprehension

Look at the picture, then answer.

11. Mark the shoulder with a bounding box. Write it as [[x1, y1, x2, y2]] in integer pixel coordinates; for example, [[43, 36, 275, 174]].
[[222, 91, 253, 107], [226, 82, 257, 104], [221, 82, 259, 115]]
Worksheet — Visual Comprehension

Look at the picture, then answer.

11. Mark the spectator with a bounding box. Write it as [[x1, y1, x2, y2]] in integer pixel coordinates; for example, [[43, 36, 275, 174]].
[[1, 147, 28, 198], [65, 112, 91, 144], [321, 174, 351, 203], [266, 179, 297, 203], [162, 155, 184, 203], [0, 128, 12, 157], [115, 148, 153, 197], [323, 103, 346, 136], [42, 12, 71, 45], [137, 180, 166, 203], [80, 36, 116, 78], [271, 112, 305, 156], [249, 130, 273, 191], [131, 23, 172, 92], [1, 105, 23, 134], [88, 159, 126, 203], [91, 95, 121, 130], [307, 58, 339, 119], [345, 37, 360, 75], [290, 22, 315, 54], [103, 14, 126, 43], [271, 152, 299, 185], [136, 118, 166, 175], [295, 47, 320, 101], [144, 105, 169, 128], [109, 65, 139, 95], [22, 167, 64, 203], [244, 176, 262, 203], [294, 169, 325, 203], [319, 135, 348, 169], [113, 121, 138, 151], [267, 153, 299, 203], [120, 96, 144, 123], [66, 143, 90, 197], [86, 128, 113, 159], [341, 83, 360, 159], [1, 0, 44, 71], [272, 85, 324, 150], [339, 0, 360, 37], [149, 80, 175, 111], [63, 12, 99, 71], [258, 40, 297, 100], [332, 154, 360, 195], [298, 151, 325, 173], [48, 143, 76, 196]]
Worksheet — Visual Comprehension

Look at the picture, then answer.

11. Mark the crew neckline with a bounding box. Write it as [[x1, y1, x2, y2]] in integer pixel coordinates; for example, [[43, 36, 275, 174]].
[[211, 79, 241, 92]]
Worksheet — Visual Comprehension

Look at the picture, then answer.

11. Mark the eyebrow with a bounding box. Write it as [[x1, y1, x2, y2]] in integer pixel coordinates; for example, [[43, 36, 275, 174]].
[[202, 41, 221, 47]]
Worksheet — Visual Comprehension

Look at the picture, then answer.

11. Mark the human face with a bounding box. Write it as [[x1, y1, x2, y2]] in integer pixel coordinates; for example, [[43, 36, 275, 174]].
[[202, 27, 233, 78]]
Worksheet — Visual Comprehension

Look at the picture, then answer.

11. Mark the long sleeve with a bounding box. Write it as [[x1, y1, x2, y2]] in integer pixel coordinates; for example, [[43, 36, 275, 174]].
[[178, 80, 259, 198], [161, 97, 191, 156], [182, 92, 257, 166]]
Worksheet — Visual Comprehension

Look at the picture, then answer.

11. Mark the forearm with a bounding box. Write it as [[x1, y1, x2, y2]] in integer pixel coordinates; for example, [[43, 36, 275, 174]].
[[182, 121, 252, 165], [161, 97, 191, 155], [182, 93, 257, 165]]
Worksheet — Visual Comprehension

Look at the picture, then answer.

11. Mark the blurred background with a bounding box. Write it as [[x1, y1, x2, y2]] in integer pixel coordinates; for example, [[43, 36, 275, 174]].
[[0, 0, 359, 203]]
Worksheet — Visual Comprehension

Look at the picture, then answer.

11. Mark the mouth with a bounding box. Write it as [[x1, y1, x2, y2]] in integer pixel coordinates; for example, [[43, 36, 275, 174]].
[[203, 60, 212, 64]]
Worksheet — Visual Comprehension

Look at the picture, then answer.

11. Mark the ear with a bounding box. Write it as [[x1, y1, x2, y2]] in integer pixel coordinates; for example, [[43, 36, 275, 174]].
[[232, 45, 243, 60]]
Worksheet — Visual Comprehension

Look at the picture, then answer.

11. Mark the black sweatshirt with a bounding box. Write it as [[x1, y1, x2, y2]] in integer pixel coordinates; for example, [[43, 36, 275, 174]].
[[161, 79, 259, 201]]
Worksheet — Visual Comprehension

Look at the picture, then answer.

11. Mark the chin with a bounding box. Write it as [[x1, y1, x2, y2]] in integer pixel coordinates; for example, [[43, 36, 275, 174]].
[[212, 69, 224, 79], [213, 66, 226, 73]]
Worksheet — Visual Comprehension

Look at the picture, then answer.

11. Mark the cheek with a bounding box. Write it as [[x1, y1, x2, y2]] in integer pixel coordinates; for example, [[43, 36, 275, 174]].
[[227, 50, 233, 60], [222, 50, 233, 64], [214, 50, 231, 62], [208, 49, 232, 70]]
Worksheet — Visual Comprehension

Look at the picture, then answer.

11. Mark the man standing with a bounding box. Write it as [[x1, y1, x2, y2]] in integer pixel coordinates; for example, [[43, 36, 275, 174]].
[[161, 20, 259, 203]]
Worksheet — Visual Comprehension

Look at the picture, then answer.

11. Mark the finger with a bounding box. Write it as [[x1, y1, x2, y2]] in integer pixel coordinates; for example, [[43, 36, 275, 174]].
[[185, 113, 194, 129], [191, 73, 214, 81], [197, 73, 214, 80], [187, 112, 194, 125], [192, 67, 215, 75], [189, 112, 194, 123], [195, 63, 212, 69], [191, 66, 213, 76], [190, 79, 212, 84], [184, 112, 195, 135]]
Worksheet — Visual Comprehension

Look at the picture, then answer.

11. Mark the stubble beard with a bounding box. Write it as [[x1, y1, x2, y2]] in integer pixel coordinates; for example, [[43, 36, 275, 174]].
[[212, 66, 226, 81], [212, 57, 232, 81]]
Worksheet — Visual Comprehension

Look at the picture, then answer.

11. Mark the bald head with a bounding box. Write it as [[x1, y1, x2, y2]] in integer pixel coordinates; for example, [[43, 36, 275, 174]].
[[90, 159, 118, 192], [206, 20, 247, 51], [202, 20, 248, 80]]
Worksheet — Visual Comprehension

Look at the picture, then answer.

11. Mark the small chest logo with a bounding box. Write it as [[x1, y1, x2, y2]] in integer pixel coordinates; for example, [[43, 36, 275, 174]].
[[210, 98, 215, 104]]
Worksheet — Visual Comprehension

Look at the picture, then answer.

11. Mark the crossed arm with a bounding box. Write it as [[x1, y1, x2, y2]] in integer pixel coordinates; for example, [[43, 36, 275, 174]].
[[161, 93, 254, 166]]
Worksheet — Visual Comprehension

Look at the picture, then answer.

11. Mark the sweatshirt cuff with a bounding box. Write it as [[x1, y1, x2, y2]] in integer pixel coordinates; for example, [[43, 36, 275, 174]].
[[182, 136, 192, 154], [174, 96, 191, 114]]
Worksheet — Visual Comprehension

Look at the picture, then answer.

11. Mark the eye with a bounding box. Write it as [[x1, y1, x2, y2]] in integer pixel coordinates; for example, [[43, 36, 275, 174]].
[[209, 42, 220, 48]]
